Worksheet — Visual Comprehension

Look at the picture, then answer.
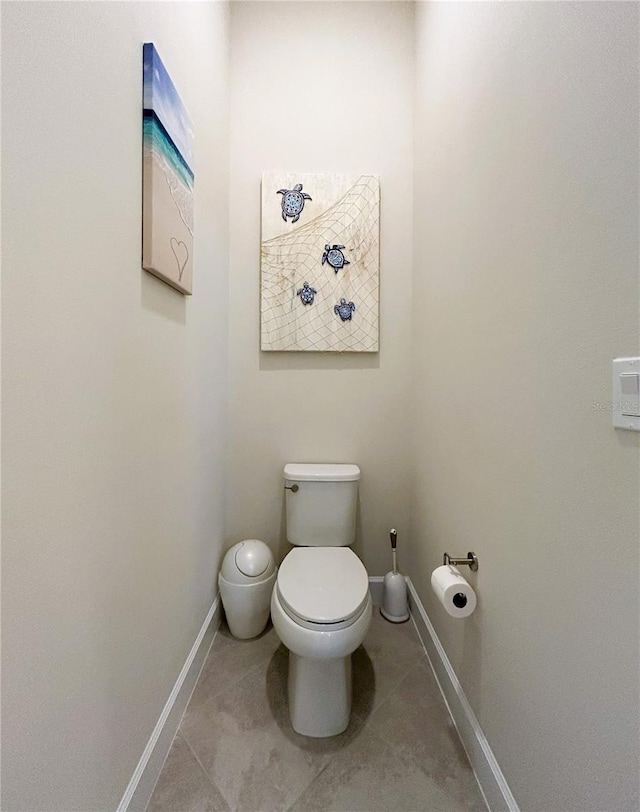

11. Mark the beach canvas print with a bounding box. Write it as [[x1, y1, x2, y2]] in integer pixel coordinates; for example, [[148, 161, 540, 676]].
[[142, 43, 194, 295]]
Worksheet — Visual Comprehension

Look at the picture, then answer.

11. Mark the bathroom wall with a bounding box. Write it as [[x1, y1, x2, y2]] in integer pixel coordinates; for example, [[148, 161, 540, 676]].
[[1, 2, 230, 809], [227, 1, 415, 574], [410, 2, 639, 810], [4, 2, 638, 811]]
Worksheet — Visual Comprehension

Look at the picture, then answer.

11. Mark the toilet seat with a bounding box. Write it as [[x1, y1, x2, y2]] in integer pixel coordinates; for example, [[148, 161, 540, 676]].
[[277, 547, 369, 630]]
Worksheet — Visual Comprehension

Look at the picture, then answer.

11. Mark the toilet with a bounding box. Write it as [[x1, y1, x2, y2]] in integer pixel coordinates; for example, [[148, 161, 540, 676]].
[[270, 463, 372, 737]]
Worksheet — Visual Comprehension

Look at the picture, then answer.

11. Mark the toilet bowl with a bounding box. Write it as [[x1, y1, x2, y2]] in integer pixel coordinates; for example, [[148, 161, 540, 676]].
[[271, 546, 372, 737]]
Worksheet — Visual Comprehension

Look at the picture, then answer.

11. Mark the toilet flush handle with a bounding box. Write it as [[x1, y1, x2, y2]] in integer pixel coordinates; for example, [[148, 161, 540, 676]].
[[284, 483, 299, 493]]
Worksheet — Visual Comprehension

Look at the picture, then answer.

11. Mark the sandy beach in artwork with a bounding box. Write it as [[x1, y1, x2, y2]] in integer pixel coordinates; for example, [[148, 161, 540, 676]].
[[143, 147, 193, 294]]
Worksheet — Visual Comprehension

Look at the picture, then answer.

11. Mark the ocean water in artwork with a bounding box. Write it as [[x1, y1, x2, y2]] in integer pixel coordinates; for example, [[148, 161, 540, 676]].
[[143, 112, 193, 233], [142, 43, 194, 293]]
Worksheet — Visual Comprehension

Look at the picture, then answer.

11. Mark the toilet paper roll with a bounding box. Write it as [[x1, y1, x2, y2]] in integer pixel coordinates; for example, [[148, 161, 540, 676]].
[[431, 565, 477, 618]]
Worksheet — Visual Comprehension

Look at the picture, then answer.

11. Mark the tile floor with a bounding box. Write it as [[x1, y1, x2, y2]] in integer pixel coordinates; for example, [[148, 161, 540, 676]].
[[147, 608, 487, 812]]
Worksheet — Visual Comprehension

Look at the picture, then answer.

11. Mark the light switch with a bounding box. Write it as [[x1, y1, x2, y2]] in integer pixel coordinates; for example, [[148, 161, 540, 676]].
[[620, 374, 640, 415], [612, 358, 640, 430]]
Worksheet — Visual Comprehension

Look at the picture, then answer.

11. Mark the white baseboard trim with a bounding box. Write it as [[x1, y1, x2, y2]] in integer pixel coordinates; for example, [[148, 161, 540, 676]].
[[368, 575, 385, 605], [117, 596, 222, 812], [406, 578, 519, 812]]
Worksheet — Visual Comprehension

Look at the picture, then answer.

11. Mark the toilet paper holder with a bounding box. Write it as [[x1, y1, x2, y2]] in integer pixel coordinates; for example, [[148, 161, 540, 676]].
[[443, 552, 479, 572]]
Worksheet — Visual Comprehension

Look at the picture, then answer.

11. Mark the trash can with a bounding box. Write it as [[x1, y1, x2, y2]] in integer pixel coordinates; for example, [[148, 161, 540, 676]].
[[218, 539, 277, 639]]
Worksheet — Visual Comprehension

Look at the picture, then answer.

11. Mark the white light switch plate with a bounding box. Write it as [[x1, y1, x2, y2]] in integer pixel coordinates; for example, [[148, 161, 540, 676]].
[[612, 357, 640, 431]]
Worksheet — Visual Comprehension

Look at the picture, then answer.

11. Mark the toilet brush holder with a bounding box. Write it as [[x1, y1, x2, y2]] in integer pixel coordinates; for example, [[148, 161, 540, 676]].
[[380, 529, 410, 623]]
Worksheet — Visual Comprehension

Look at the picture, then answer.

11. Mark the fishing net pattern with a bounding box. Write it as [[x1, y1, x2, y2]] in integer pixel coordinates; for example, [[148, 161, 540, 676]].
[[261, 175, 379, 352]]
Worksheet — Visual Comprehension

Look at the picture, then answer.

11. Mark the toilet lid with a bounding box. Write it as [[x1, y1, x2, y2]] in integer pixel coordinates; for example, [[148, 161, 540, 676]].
[[277, 547, 369, 625]]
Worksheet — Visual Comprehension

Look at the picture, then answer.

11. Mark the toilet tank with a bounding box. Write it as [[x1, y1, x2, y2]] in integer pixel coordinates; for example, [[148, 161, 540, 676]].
[[284, 463, 360, 547]]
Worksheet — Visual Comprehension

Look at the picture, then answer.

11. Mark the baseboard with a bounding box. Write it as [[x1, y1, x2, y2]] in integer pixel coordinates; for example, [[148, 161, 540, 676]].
[[406, 579, 519, 812], [368, 575, 385, 605], [117, 596, 222, 812]]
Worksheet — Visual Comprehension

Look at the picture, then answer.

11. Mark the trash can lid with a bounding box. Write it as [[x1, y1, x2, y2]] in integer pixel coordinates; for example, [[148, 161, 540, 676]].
[[220, 540, 275, 585], [235, 540, 273, 577]]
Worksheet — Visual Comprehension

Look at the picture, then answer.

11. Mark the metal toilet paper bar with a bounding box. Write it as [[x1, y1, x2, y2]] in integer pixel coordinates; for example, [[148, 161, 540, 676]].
[[443, 552, 479, 572]]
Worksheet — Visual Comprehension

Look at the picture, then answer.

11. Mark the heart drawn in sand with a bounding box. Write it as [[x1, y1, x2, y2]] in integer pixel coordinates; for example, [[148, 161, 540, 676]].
[[170, 238, 189, 281]]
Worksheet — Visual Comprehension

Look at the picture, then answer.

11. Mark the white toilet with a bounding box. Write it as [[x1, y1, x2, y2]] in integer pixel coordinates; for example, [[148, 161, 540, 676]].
[[270, 463, 372, 738]]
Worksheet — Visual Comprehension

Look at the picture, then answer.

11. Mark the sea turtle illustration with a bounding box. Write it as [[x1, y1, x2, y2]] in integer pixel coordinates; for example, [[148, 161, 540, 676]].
[[322, 244, 350, 273], [297, 282, 317, 305], [277, 183, 312, 223], [334, 298, 356, 321]]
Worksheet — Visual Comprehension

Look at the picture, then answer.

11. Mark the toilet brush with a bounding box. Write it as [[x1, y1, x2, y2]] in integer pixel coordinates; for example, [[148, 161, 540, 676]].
[[380, 529, 410, 623]]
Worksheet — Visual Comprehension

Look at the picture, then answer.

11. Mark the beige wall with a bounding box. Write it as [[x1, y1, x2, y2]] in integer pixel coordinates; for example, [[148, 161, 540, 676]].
[[4, 2, 639, 810], [226, 1, 415, 574], [1, 2, 230, 809], [410, 2, 639, 810]]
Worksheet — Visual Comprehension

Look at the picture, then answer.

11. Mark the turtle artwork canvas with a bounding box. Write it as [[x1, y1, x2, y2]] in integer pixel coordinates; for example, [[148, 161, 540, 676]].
[[142, 43, 194, 295], [261, 173, 380, 352]]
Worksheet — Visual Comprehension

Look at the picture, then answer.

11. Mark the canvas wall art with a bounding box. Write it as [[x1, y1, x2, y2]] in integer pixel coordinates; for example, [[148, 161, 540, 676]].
[[142, 43, 194, 295], [261, 173, 380, 352]]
